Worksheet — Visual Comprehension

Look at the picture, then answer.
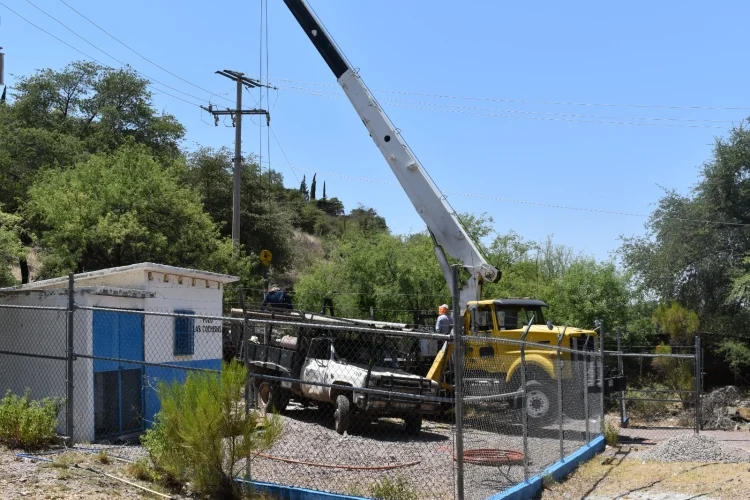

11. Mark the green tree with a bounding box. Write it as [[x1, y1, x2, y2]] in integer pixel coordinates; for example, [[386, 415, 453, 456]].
[[323, 181, 327, 199], [299, 175, 309, 201], [652, 302, 700, 345], [0, 209, 25, 286], [24, 143, 250, 279], [310, 173, 317, 200]]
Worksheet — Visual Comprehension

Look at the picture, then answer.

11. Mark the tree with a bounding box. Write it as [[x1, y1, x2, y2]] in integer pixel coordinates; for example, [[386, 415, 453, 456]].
[[323, 181, 327, 199], [299, 175, 309, 201], [652, 302, 700, 345], [0, 208, 24, 286], [620, 122, 750, 345], [347, 205, 388, 234], [310, 173, 317, 200], [24, 143, 250, 279]]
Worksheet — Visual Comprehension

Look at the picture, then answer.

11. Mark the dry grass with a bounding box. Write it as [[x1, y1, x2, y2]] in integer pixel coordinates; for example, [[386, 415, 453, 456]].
[[541, 448, 750, 499]]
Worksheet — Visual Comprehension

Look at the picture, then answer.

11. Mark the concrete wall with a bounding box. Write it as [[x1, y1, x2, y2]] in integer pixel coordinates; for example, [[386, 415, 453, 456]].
[[0, 267, 229, 442]]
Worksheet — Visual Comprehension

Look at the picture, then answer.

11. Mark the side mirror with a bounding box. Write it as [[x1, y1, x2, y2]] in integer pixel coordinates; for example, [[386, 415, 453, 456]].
[[547, 320, 554, 330]]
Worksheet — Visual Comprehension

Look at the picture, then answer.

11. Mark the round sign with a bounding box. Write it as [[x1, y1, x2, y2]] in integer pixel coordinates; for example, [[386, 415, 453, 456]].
[[259, 249, 273, 266]]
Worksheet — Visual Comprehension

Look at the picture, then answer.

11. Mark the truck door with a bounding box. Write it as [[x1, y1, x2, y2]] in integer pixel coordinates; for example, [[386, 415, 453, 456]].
[[301, 338, 331, 401]]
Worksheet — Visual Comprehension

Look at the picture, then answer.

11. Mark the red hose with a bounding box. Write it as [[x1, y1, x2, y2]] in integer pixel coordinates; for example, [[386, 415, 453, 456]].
[[251, 452, 420, 471]]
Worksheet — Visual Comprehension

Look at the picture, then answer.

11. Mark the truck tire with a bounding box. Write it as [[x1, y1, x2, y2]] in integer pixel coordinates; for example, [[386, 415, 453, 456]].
[[257, 381, 289, 416], [525, 375, 558, 427], [404, 414, 422, 436], [334, 395, 350, 435]]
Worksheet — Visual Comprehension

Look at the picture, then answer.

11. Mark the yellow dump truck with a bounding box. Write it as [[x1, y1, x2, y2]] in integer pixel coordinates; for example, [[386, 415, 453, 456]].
[[427, 298, 599, 424]]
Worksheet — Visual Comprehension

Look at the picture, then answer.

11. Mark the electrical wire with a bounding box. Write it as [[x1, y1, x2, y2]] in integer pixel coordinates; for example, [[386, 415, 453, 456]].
[[269, 125, 301, 183], [0, 1, 202, 108], [22, 0, 212, 105], [259, 74, 750, 112], [276, 85, 730, 129], [56, 0, 234, 106], [272, 163, 750, 227]]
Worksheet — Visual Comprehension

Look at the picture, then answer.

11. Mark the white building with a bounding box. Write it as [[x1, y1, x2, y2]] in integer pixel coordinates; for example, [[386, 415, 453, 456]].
[[0, 263, 238, 442]]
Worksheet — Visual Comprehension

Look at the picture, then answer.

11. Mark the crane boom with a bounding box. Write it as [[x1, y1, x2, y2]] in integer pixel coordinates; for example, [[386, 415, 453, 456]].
[[282, 0, 501, 313]]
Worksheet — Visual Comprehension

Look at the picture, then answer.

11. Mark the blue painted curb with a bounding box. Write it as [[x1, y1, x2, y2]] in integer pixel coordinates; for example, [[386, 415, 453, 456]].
[[236, 478, 369, 500], [487, 436, 606, 500]]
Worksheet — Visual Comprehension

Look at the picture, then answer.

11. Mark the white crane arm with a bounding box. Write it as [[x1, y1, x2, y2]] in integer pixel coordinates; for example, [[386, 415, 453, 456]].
[[282, 0, 501, 313]]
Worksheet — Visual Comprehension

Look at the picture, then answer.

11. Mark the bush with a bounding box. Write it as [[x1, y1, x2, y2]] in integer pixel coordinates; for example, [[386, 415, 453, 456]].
[[0, 389, 63, 449], [368, 476, 418, 500], [603, 420, 619, 447], [141, 360, 282, 499], [625, 383, 673, 417]]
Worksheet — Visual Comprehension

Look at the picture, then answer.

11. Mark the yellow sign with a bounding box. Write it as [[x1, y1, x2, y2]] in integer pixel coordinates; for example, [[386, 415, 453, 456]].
[[259, 249, 272, 266]]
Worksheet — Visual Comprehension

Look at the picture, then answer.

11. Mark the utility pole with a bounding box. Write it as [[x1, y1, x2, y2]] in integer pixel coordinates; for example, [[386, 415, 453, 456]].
[[201, 70, 270, 252]]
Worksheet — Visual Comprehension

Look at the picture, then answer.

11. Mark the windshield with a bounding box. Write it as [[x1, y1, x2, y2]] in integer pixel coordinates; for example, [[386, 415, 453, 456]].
[[496, 307, 545, 330], [332, 336, 400, 369]]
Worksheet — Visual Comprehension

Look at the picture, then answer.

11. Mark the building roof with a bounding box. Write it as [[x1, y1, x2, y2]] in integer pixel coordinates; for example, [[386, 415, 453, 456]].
[[0, 262, 239, 291]]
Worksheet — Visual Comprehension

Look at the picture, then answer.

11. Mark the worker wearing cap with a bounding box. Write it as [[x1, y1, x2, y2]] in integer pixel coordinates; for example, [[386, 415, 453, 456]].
[[435, 304, 453, 334]]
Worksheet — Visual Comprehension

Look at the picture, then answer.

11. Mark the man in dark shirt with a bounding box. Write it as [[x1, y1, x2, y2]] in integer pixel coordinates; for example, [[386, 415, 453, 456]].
[[262, 286, 293, 310]]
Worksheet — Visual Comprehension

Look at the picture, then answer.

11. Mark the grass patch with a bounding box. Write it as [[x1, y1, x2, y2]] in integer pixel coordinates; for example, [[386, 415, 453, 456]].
[[349, 475, 418, 500], [0, 388, 63, 449], [95, 450, 110, 464], [125, 458, 156, 482], [603, 420, 619, 447]]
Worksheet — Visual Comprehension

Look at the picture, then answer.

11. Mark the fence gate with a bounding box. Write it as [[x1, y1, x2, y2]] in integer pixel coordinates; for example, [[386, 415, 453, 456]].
[[604, 331, 701, 444]]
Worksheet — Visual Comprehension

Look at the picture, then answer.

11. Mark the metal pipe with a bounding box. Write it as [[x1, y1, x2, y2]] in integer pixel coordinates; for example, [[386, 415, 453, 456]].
[[520, 315, 534, 482], [557, 326, 566, 461], [583, 333, 590, 443], [694, 336, 701, 434], [451, 265, 464, 500], [617, 327, 628, 427], [0, 350, 68, 361], [0, 304, 68, 311], [462, 389, 523, 403], [599, 321, 605, 436], [606, 397, 687, 404], [66, 273, 74, 444], [603, 351, 694, 359]]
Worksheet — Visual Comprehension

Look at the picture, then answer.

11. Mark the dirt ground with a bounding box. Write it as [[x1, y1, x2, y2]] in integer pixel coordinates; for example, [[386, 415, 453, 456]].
[[0, 447, 170, 500], [540, 439, 750, 500]]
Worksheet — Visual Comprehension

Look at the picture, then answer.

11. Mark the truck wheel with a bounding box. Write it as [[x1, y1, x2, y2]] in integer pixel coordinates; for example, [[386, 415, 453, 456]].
[[525, 375, 558, 427], [334, 395, 350, 435], [257, 381, 289, 416], [404, 414, 422, 436]]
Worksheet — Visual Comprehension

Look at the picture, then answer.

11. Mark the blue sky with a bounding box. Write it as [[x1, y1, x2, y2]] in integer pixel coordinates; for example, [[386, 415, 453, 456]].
[[2, 0, 749, 261]]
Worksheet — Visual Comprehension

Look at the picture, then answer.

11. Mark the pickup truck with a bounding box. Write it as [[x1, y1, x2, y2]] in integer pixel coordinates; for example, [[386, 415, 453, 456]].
[[246, 329, 439, 435]]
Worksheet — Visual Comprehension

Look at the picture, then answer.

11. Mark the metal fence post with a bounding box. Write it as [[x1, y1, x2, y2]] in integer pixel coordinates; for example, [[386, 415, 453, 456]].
[[556, 327, 566, 462], [599, 321, 605, 435], [240, 289, 251, 485], [617, 326, 628, 427], [66, 272, 75, 443], [694, 336, 701, 434], [451, 266, 465, 500], [520, 317, 533, 482], [583, 333, 590, 444]]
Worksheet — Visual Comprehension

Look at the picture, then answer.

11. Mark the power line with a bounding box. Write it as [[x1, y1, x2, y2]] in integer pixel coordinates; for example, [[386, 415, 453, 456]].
[[0, 0, 202, 107], [268, 125, 301, 184], [55, 0, 234, 106], [23, 0, 214, 105], [275, 85, 729, 130], [262, 74, 750, 112], [268, 163, 750, 227]]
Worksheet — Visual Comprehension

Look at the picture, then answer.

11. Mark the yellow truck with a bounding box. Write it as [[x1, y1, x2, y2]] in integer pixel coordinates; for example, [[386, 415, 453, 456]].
[[427, 298, 598, 424]]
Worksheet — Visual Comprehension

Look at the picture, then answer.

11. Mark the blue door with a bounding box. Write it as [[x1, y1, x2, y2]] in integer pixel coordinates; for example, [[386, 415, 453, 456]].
[[93, 310, 145, 439]]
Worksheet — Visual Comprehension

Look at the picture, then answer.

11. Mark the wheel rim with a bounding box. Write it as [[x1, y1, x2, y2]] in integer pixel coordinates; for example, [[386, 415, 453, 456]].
[[527, 389, 550, 418], [259, 383, 271, 407]]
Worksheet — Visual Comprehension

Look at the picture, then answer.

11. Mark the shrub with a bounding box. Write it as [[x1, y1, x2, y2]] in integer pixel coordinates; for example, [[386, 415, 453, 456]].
[[0, 388, 63, 449], [625, 383, 673, 417], [368, 475, 418, 500], [603, 420, 619, 447], [652, 343, 694, 407], [141, 360, 282, 499]]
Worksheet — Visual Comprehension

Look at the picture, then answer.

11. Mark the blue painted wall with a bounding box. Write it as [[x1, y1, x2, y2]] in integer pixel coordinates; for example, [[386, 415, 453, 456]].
[[143, 359, 222, 427]]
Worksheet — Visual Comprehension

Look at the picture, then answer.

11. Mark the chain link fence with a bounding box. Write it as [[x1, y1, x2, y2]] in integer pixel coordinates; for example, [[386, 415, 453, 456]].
[[0, 279, 619, 499], [603, 328, 701, 445]]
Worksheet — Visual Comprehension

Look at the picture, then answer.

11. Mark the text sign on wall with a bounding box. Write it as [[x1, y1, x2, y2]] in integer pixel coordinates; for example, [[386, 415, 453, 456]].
[[194, 317, 223, 334]]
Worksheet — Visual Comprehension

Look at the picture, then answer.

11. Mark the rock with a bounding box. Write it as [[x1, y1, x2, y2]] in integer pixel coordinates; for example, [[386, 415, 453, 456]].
[[737, 408, 750, 421]]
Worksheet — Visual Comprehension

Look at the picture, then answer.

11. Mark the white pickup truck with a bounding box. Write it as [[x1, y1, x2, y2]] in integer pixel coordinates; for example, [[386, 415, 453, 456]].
[[246, 332, 439, 435]]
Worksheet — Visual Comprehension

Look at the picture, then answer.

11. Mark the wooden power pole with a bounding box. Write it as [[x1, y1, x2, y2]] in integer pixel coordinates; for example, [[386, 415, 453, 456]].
[[201, 70, 270, 252]]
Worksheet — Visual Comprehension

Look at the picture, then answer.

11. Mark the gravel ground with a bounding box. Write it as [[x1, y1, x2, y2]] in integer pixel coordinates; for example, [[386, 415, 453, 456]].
[[246, 405, 599, 500], [0, 446, 171, 499], [637, 434, 750, 463]]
